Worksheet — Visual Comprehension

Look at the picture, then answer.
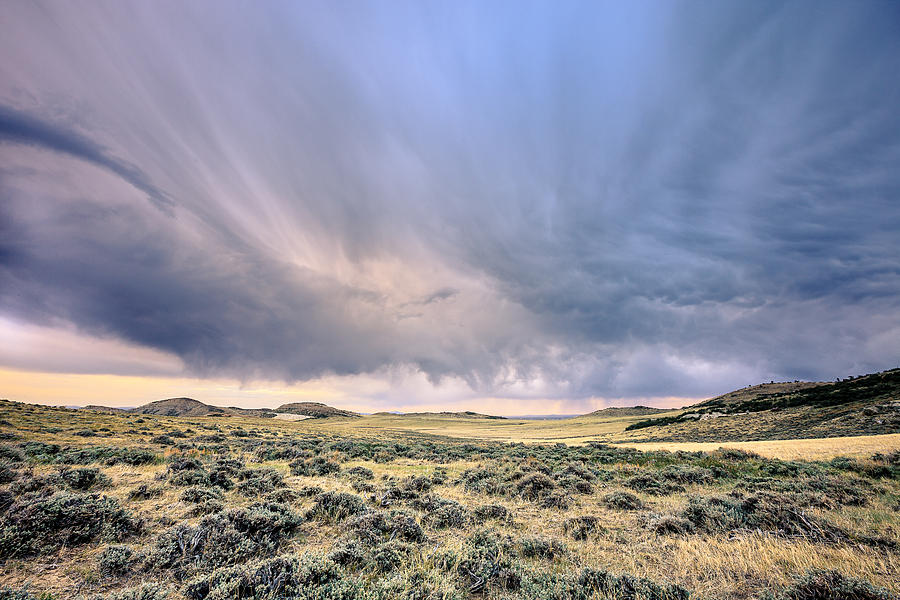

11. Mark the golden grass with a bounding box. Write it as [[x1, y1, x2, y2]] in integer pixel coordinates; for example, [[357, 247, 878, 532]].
[[612, 433, 900, 460], [2, 399, 899, 599]]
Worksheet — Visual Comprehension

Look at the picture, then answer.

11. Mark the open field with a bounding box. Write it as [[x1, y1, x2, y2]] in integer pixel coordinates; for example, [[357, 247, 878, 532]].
[[615, 434, 900, 461], [1, 398, 898, 600]]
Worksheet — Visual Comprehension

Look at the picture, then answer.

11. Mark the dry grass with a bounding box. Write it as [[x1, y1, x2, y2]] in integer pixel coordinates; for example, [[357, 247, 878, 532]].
[[613, 433, 900, 460], [1, 398, 898, 599]]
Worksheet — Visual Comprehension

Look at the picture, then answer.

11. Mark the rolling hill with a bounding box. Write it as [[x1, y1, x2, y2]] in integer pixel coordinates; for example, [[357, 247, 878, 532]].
[[133, 397, 229, 417], [88, 398, 354, 419], [274, 402, 359, 418], [620, 368, 900, 442]]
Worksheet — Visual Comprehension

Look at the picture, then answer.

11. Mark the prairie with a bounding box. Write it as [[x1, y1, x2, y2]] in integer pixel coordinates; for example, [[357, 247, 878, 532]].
[[0, 398, 897, 600]]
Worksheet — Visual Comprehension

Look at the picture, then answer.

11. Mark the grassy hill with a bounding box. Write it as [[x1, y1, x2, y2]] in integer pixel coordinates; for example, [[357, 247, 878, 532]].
[[275, 402, 359, 418], [373, 410, 505, 419], [584, 406, 669, 417], [622, 368, 900, 441], [132, 397, 228, 417]]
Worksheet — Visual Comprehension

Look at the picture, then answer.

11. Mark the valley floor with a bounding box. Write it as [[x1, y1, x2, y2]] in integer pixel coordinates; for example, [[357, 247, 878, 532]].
[[0, 399, 897, 600]]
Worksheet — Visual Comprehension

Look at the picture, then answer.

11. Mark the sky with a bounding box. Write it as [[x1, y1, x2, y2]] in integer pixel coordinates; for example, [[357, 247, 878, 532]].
[[1, 1, 899, 414]]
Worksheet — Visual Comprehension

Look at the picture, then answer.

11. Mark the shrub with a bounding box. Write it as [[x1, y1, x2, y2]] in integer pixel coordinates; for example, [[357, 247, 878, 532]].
[[518, 567, 690, 600], [347, 510, 425, 544], [371, 541, 409, 573], [98, 544, 138, 577], [94, 583, 172, 600], [602, 491, 644, 510], [426, 502, 469, 529], [681, 493, 845, 542], [296, 485, 323, 497], [402, 475, 433, 493], [305, 492, 368, 522], [267, 488, 300, 504], [625, 474, 685, 496], [184, 553, 356, 600], [458, 530, 520, 593], [652, 516, 695, 535], [59, 467, 111, 490], [518, 536, 567, 559], [0, 445, 23, 463], [459, 468, 511, 496], [517, 473, 556, 500], [180, 487, 224, 504], [0, 588, 53, 600], [660, 465, 714, 484], [151, 502, 301, 576], [472, 504, 511, 522], [563, 516, 603, 541], [236, 467, 285, 497], [344, 466, 374, 480], [764, 569, 891, 600], [290, 456, 340, 477], [328, 538, 366, 568], [0, 491, 141, 558], [130, 484, 164, 500], [541, 491, 572, 510], [169, 469, 211, 487]]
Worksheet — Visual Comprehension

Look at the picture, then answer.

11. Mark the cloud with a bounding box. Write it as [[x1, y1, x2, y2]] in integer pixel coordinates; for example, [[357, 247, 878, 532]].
[[0, 105, 174, 212], [0, 1, 898, 406]]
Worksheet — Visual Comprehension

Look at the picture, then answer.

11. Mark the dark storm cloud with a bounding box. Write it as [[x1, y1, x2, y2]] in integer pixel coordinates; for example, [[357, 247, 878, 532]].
[[0, 106, 174, 212], [0, 1, 899, 401]]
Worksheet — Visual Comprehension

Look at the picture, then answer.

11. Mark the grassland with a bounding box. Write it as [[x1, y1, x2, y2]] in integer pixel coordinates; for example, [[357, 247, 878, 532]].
[[0, 398, 898, 600]]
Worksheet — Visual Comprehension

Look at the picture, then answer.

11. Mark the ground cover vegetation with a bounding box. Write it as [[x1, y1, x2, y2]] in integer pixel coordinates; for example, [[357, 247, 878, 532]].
[[0, 398, 897, 599]]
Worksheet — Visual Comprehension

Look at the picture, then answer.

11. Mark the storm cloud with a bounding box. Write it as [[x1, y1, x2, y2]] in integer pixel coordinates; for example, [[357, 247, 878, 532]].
[[1, 1, 899, 404]]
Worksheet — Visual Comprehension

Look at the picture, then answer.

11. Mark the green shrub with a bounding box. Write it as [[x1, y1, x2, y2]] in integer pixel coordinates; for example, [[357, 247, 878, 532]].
[[0, 588, 55, 600], [185, 553, 356, 600], [652, 516, 695, 535], [517, 473, 556, 500], [98, 544, 139, 577], [59, 467, 111, 490], [602, 491, 645, 510], [457, 530, 520, 594], [150, 502, 301, 576], [181, 486, 224, 504], [563, 516, 603, 541], [93, 583, 171, 600], [347, 510, 425, 544], [236, 468, 285, 497], [519, 567, 690, 600], [289, 456, 340, 477], [344, 466, 374, 480], [130, 484, 164, 500], [680, 493, 845, 542], [0, 491, 141, 558], [305, 492, 368, 522], [625, 474, 685, 496], [472, 504, 511, 522], [764, 569, 891, 600], [518, 536, 567, 559]]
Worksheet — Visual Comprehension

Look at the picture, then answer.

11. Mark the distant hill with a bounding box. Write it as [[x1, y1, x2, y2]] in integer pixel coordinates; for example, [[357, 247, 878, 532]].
[[78, 398, 349, 419], [621, 368, 900, 441], [276, 402, 359, 418], [82, 405, 130, 414], [133, 397, 228, 417], [372, 410, 505, 419], [584, 406, 669, 417]]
